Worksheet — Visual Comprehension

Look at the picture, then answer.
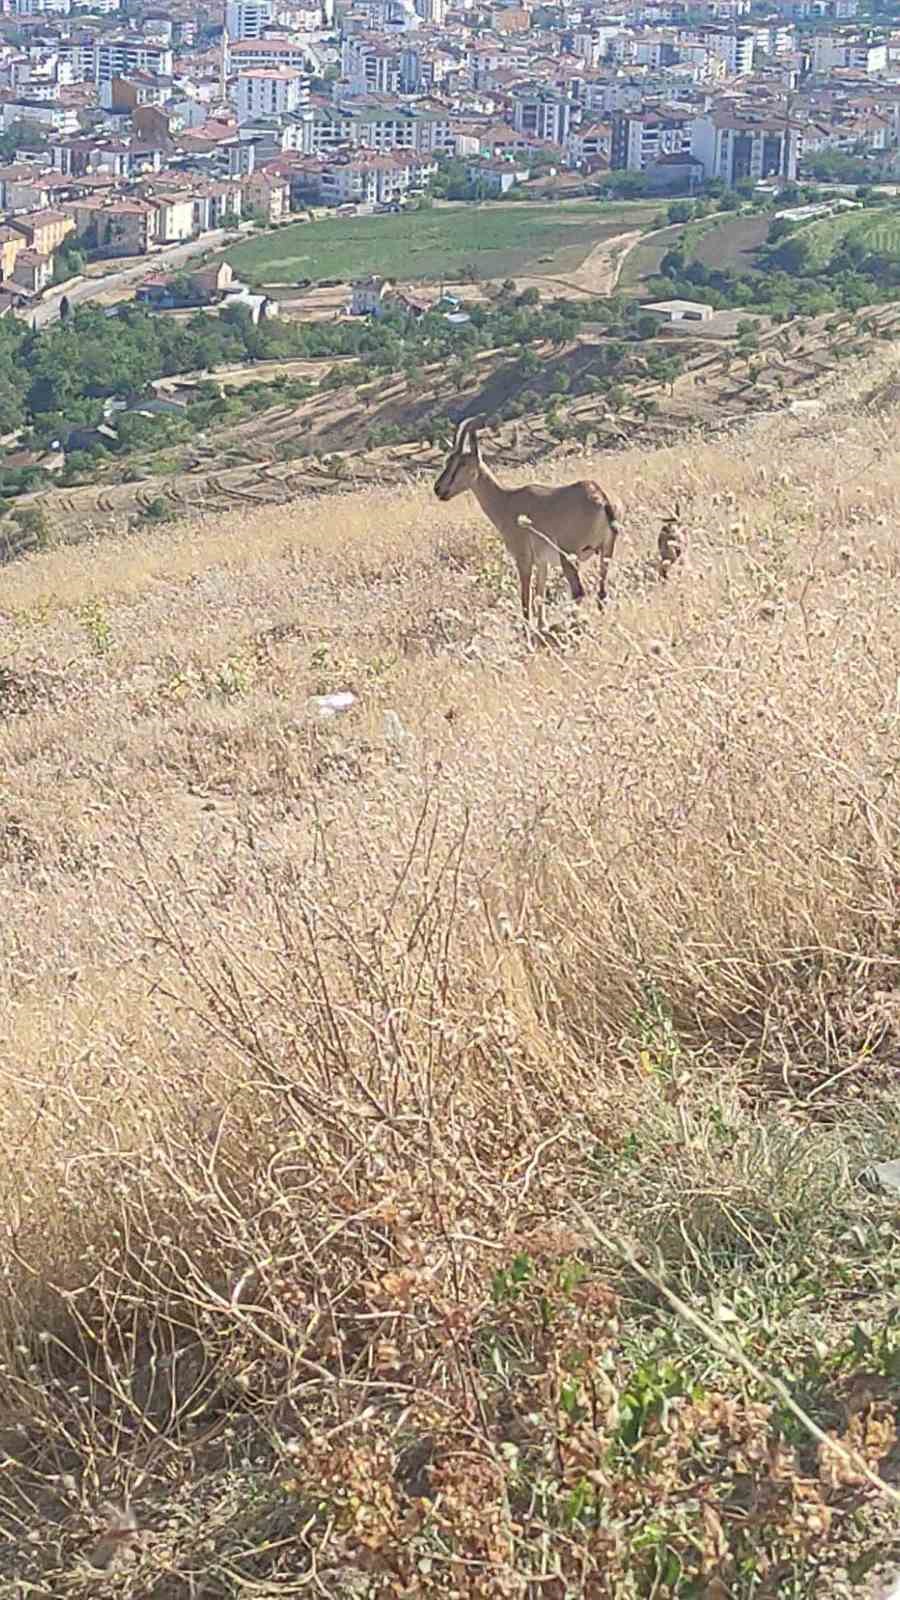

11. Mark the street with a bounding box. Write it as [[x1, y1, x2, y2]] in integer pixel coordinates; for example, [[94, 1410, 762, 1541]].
[[30, 228, 237, 327]]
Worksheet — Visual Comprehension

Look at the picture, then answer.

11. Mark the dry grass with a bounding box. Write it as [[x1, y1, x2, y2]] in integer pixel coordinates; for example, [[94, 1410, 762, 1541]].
[[2, 349, 900, 1597]]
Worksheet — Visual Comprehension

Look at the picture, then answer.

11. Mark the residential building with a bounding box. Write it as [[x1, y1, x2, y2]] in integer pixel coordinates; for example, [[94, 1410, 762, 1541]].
[[690, 111, 799, 184], [611, 107, 692, 169], [511, 90, 574, 145], [342, 35, 403, 94], [294, 148, 436, 203], [9, 206, 75, 254], [0, 226, 26, 279], [236, 67, 307, 121], [228, 38, 309, 73], [92, 198, 157, 254], [464, 156, 527, 191], [305, 98, 453, 154], [191, 180, 243, 230], [682, 26, 755, 75], [811, 33, 887, 75], [11, 247, 52, 292], [241, 167, 290, 219], [94, 38, 174, 84], [225, 0, 272, 39], [145, 191, 195, 242]]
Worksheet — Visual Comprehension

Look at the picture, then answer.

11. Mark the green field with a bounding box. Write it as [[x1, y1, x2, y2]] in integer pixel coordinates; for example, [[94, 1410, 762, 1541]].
[[225, 201, 660, 288], [771, 206, 900, 267]]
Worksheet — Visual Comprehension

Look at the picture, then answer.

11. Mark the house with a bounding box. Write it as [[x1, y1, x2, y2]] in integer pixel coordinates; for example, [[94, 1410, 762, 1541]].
[[95, 200, 157, 256], [190, 262, 234, 299], [191, 181, 242, 232], [463, 157, 524, 194], [145, 192, 195, 244], [241, 169, 290, 223], [0, 226, 26, 281], [11, 248, 52, 293], [350, 275, 393, 316], [8, 208, 75, 256], [644, 298, 714, 322]]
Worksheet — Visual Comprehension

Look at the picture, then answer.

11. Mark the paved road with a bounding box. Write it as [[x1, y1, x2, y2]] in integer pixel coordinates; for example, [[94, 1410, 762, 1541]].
[[31, 229, 236, 327]]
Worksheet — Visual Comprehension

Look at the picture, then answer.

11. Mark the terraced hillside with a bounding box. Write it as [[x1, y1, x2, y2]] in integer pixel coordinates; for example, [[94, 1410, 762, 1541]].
[[2, 343, 900, 1597], [9, 300, 898, 556]]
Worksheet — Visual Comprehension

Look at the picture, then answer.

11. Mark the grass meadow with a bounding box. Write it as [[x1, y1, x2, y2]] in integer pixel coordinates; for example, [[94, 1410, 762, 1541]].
[[225, 200, 660, 287], [1, 349, 900, 1595]]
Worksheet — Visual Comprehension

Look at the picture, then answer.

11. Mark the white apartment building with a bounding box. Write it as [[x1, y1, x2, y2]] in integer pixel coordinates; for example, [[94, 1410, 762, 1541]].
[[236, 66, 306, 120], [690, 111, 799, 183], [14, 0, 73, 14], [811, 33, 887, 74], [682, 26, 754, 74], [305, 98, 453, 154], [414, 0, 445, 21], [94, 38, 174, 83], [0, 99, 79, 132], [228, 37, 308, 72], [225, 0, 272, 39], [341, 35, 403, 94], [303, 149, 436, 205]]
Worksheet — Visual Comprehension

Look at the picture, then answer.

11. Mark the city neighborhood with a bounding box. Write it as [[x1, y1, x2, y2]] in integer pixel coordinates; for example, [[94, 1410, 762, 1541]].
[[0, 0, 892, 318]]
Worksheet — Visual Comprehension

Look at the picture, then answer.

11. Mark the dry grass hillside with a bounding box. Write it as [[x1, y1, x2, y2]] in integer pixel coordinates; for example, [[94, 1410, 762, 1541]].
[[2, 348, 900, 1597]]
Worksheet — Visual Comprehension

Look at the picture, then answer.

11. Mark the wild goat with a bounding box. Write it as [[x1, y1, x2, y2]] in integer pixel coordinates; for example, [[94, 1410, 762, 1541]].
[[434, 416, 622, 629], [657, 504, 688, 581]]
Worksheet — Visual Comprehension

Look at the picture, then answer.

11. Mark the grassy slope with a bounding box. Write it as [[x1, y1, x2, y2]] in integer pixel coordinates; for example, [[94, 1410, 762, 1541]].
[[773, 206, 900, 268], [2, 352, 900, 1595], [226, 200, 659, 286]]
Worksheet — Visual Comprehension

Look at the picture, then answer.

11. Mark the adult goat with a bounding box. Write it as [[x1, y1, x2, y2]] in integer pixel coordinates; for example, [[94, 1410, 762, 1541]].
[[434, 416, 622, 630]]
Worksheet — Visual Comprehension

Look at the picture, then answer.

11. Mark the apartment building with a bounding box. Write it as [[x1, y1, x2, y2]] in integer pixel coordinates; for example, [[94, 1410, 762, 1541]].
[[306, 97, 453, 154], [341, 35, 403, 94], [228, 38, 309, 74], [690, 110, 799, 183], [94, 38, 174, 84], [236, 67, 308, 121], [611, 106, 692, 169], [9, 206, 75, 254], [811, 33, 887, 74], [511, 90, 574, 145], [295, 148, 436, 204], [191, 180, 243, 231], [225, 0, 272, 39], [242, 168, 290, 220], [682, 26, 754, 75]]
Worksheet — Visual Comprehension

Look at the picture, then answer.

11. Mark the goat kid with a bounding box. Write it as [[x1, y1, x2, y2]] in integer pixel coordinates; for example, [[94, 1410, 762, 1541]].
[[434, 416, 622, 630]]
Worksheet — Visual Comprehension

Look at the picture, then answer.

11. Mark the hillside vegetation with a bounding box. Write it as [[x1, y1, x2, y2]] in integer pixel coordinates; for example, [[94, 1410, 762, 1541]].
[[2, 349, 900, 1597]]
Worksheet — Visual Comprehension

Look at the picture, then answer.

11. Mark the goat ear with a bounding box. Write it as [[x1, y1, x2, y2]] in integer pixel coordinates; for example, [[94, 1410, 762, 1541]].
[[452, 418, 469, 451]]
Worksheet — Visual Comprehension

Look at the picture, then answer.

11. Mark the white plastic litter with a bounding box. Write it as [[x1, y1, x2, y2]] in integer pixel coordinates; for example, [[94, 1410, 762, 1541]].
[[307, 691, 356, 719]]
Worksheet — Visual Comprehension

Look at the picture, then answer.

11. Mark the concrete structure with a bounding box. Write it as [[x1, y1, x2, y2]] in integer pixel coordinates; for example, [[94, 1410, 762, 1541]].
[[644, 298, 714, 321], [512, 90, 574, 146], [94, 38, 174, 83], [9, 207, 75, 255], [611, 107, 692, 170], [225, 0, 272, 39], [236, 67, 306, 121], [690, 111, 799, 184]]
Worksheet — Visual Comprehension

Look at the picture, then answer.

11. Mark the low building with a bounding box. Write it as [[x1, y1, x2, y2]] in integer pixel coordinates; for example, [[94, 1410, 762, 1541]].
[[9, 207, 75, 255], [644, 298, 714, 322], [350, 275, 393, 315], [11, 248, 52, 293]]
